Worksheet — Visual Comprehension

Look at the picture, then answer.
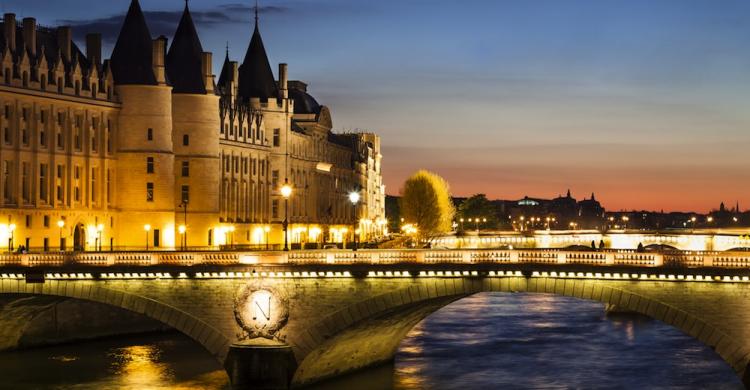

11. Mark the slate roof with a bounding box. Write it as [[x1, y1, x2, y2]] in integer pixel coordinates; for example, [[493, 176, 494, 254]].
[[237, 22, 277, 101], [166, 2, 207, 94], [110, 0, 157, 85]]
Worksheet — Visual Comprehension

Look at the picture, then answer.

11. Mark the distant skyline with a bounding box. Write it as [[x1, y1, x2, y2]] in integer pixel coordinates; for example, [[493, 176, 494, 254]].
[[9, 0, 750, 212]]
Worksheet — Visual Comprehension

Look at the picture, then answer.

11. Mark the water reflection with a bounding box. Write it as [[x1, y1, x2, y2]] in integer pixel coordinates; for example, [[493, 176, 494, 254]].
[[393, 292, 742, 389], [0, 332, 229, 389]]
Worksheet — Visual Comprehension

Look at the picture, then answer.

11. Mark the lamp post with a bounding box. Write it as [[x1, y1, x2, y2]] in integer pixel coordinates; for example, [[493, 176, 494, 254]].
[[144, 224, 151, 251], [179, 201, 188, 249], [281, 181, 292, 251], [349, 191, 360, 251], [8, 223, 15, 252], [97, 224, 104, 252], [264, 225, 270, 251], [57, 220, 65, 251], [178, 225, 186, 251]]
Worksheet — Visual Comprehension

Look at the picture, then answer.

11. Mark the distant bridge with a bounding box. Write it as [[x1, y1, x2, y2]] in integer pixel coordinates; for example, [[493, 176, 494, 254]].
[[433, 229, 750, 252], [3, 248, 750, 389]]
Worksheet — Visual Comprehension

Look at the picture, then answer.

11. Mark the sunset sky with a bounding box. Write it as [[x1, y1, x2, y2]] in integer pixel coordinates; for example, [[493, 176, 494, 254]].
[[10, 0, 750, 212]]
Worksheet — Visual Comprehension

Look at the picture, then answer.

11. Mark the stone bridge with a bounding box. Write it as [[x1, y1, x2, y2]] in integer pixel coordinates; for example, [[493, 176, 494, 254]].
[[2, 248, 750, 389]]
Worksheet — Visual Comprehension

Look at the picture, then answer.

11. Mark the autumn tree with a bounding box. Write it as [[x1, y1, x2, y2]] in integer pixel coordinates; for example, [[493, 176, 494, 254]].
[[399, 170, 455, 238]]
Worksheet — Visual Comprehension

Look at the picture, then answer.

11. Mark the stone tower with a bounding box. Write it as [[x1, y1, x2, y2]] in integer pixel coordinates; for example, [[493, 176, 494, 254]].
[[166, 1, 220, 247], [110, 0, 176, 249]]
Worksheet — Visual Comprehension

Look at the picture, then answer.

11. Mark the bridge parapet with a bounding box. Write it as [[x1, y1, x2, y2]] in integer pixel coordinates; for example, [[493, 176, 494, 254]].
[[0, 249, 749, 270]]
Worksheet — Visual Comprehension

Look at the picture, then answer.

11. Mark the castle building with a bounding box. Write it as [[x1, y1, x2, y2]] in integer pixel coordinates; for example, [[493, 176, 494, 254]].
[[0, 0, 385, 251]]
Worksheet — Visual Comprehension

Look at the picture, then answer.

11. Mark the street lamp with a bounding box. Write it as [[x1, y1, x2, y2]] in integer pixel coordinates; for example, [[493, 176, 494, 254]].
[[97, 224, 104, 252], [281, 181, 293, 251], [179, 201, 188, 249], [144, 224, 151, 251], [57, 220, 65, 251], [264, 225, 271, 250], [8, 223, 15, 252], [178, 225, 186, 251], [228, 225, 236, 249], [349, 191, 360, 251]]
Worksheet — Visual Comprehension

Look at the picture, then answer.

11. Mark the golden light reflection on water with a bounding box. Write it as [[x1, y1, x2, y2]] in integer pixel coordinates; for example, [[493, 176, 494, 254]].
[[110, 345, 169, 388]]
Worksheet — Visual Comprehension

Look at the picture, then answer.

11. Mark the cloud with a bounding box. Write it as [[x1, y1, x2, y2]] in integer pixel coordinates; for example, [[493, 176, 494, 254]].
[[59, 4, 288, 44]]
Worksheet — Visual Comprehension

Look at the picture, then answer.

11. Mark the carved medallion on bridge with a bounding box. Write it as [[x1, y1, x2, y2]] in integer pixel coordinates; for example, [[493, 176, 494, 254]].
[[234, 284, 289, 341]]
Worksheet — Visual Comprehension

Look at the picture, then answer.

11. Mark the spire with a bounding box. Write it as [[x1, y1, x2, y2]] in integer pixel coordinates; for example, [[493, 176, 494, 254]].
[[566, 189, 571, 198], [166, 0, 207, 94], [217, 44, 234, 90], [237, 2, 278, 101], [591, 192, 595, 201], [110, 0, 157, 85]]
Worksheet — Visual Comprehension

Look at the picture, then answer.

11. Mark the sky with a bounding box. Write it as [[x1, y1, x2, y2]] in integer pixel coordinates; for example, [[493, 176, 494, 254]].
[[6, 0, 750, 212]]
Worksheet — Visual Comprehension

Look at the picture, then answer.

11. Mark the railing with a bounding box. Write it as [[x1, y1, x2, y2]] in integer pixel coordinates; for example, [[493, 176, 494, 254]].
[[1, 248, 750, 269]]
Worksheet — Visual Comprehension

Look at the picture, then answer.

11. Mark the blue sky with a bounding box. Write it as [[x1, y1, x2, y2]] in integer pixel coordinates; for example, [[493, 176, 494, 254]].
[[9, 0, 750, 211]]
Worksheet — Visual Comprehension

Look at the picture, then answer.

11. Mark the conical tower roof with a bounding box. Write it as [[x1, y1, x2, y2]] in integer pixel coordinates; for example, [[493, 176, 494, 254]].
[[217, 48, 234, 91], [166, 2, 207, 94], [238, 18, 277, 100], [110, 0, 157, 85]]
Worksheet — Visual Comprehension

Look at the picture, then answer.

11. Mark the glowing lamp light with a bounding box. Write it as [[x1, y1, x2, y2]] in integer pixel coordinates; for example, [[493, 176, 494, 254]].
[[280, 184, 293, 199], [97, 224, 104, 232], [57, 220, 65, 228], [178, 225, 186, 234], [8, 223, 15, 232], [144, 224, 151, 232], [348, 191, 360, 205]]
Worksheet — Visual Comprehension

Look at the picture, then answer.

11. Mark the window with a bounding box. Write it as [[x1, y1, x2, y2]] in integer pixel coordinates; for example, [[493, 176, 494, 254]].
[[25, 215, 31, 228], [272, 170, 279, 188], [74, 126, 82, 150], [40, 127, 46, 147], [44, 215, 50, 228], [107, 120, 112, 153], [146, 157, 154, 174], [272, 200, 279, 219], [181, 161, 189, 177], [2, 161, 11, 202], [39, 164, 48, 201], [273, 128, 280, 147], [181, 185, 189, 204], [146, 182, 154, 201], [91, 168, 97, 203], [147, 128, 153, 141], [183, 134, 189, 146], [4, 126, 10, 144], [21, 162, 29, 203], [58, 112, 64, 126], [57, 129, 64, 149], [4, 105, 10, 118]]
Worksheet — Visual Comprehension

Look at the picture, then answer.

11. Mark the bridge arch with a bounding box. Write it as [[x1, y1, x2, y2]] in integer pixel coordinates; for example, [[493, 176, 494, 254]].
[[0, 279, 231, 363], [292, 277, 750, 387]]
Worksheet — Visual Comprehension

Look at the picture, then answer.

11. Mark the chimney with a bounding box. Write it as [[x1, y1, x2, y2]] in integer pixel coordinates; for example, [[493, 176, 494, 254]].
[[57, 26, 71, 61], [201, 52, 214, 93], [152, 36, 167, 85], [86, 33, 101, 65], [279, 63, 288, 99], [231, 61, 239, 93], [22, 18, 36, 56], [4, 14, 16, 52]]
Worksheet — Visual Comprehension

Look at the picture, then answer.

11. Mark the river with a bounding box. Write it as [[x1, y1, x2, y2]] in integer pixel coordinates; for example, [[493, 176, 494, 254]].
[[0, 292, 741, 389]]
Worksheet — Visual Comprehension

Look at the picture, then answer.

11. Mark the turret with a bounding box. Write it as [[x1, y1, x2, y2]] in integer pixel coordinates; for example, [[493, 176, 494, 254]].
[[110, 0, 176, 249], [166, 0, 220, 247]]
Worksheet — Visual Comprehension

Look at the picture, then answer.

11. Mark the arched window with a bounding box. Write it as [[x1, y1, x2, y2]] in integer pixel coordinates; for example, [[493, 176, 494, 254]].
[[40, 75, 47, 90]]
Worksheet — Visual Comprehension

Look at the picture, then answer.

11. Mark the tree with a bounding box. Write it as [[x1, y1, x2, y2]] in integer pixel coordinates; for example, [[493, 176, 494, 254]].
[[399, 170, 455, 238], [457, 194, 498, 230]]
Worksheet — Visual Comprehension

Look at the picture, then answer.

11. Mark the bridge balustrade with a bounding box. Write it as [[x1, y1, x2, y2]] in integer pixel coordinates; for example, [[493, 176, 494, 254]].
[[0, 254, 23, 266], [201, 253, 239, 265], [470, 250, 513, 263], [566, 252, 608, 265], [713, 256, 750, 268], [613, 253, 660, 267], [158, 253, 198, 266], [26, 254, 65, 267], [517, 251, 558, 264]]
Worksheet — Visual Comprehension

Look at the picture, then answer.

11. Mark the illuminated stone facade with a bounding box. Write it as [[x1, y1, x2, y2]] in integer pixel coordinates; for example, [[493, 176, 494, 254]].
[[0, 1, 385, 251]]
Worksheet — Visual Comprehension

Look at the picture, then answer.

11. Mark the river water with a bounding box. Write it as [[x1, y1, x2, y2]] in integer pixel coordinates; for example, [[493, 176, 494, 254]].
[[0, 292, 741, 389]]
